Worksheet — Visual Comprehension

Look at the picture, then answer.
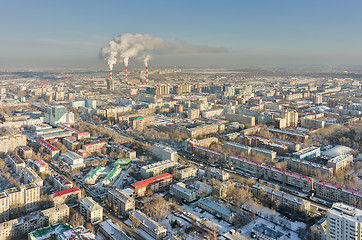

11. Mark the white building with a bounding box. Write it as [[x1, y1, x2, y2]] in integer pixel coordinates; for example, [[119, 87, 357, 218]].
[[62, 151, 84, 169], [327, 202, 362, 240], [140, 159, 176, 178], [152, 144, 178, 162]]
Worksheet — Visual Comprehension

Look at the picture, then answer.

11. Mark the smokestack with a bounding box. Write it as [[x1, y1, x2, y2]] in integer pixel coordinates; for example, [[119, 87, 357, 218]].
[[146, 66, 149, 84], [110, 70, 113, 80], [125, 66, 128, 84]]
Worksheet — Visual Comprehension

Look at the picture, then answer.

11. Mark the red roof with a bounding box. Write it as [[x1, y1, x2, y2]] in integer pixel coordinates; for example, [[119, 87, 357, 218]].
[[131, 173, 173, 190], [37, 138, 59, 152], [84, 141, 106, 147], [53, 187, 80, 198]]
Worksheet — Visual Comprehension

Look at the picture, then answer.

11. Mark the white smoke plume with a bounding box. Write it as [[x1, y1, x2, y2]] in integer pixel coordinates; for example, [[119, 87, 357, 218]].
[[143, 54, 153, 67], [101, 33, 227, 69]]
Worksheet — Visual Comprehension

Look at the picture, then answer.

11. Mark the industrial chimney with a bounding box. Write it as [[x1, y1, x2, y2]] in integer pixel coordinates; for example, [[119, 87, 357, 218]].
[[125, 67, 128, 84], [146, 66, 149, 84]]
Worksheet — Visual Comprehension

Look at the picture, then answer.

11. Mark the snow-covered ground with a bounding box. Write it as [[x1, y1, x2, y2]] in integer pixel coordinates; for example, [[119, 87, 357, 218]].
[[240, 217, 302, 240]]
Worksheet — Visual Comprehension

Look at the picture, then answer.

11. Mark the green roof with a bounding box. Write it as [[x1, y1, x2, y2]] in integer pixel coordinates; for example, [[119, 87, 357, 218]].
[[106, 166, 121, 182], [90, 166, 104, 179], [114, 158, 131, 166]]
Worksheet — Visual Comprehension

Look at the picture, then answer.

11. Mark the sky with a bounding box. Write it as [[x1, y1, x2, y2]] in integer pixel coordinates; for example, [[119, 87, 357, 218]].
[[1, 0, 362, 69]]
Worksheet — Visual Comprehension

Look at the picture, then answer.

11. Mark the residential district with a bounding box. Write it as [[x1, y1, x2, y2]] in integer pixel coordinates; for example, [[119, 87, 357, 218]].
[[0, 67, 361, 240]]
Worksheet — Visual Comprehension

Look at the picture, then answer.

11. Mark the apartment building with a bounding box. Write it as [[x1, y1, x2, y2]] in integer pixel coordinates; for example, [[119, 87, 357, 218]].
[[22, 167, 44, 187], [82, 141, 106, 154], [170, 182, 197, 202], [252, 184, 311, 213], [152, 143, 178, 162], [52, 174, 73, 191], [140, 159, 176, 178], [0, 204, 68, 240], [327, 203, 362, 240], [37, 138, 60, 159], [131, 173, 173, 197], [0, 183, 40, 221], [79, 197, 103, 224], [111, 144, 137, 159], [0, 134, 27, 153], [107, 188, 135, 217], [175, 166, 198, 181], [6, 152, 26, 174], [52, 187, 81, 206], [197, 197, 235, 223], [206, 168, 230, 181], [129, 210, 167, 240]]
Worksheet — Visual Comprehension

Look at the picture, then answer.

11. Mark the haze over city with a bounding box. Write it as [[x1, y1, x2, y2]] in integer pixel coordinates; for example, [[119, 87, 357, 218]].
[[0, 1, 361, 240]]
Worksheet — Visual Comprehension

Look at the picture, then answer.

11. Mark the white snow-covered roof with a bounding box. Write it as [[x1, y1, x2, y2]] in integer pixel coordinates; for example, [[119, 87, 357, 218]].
[[322, 145, 353, 158]]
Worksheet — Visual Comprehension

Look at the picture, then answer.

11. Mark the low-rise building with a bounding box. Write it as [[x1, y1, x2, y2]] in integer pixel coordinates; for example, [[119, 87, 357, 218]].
[[140, 159, 176, 178], [327, 154, 353, 172], [107, 188, 135, 217], [170, 182, 197, 202], [129, 210, 167, 240], [22, 167, 44, 187], [34, 160, 49, 173], [197, 197, 235, 223], [111, 145, 137, 159], [252, 223, 284, 240], [98, 220, 130, 240], [28, 223, 73, 240], [62, 151, 84, 169], [6, 152, 26, 174], [206, 168, 229, 181], [79, 197, 103, 224], [52, 187, 81, 206], [292, 146, 321, 160], [84, 166, 106, 185], [52, 174, 73, 191], [175, 167, 198, 181], [131, 173, 173, 197], [59, 225, 96, 240], [252, 184, 311, 213]]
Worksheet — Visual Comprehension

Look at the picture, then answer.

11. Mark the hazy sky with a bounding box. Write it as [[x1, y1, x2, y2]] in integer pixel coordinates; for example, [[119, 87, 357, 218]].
[[1, 0, 362, 69]]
